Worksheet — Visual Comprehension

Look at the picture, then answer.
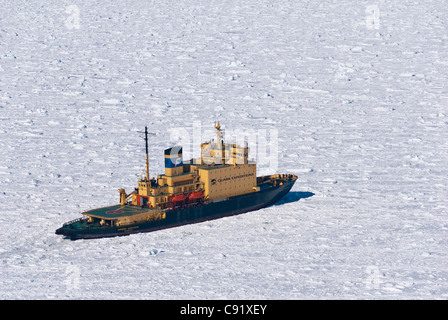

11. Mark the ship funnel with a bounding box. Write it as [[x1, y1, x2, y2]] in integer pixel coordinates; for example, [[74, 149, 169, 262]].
[[164, 146, 183, 176]]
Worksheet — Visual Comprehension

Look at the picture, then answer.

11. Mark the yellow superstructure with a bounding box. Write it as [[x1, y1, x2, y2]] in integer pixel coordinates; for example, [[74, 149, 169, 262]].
[[124, 122, 258, 208]]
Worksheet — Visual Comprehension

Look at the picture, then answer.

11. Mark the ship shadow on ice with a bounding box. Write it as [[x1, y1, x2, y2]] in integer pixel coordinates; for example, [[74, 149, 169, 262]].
[[269, 191, 314, 207]]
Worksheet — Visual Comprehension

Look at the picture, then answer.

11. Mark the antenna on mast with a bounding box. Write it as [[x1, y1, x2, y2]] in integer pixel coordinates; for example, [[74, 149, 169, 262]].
[[138, 127, 155, 181], [214, 121, 224, 145]]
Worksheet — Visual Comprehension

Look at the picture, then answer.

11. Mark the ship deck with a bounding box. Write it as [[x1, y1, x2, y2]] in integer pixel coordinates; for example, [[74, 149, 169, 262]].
[[81, 173, 297, 221], [82, 204, 154, 220]]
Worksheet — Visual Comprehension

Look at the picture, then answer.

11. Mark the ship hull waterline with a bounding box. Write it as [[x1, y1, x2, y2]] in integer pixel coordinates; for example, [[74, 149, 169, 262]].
[[56, 179, 296, 240]]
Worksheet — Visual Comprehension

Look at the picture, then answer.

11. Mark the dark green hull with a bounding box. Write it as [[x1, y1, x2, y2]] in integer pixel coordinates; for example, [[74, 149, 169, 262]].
[[56, 178, 296, 240]]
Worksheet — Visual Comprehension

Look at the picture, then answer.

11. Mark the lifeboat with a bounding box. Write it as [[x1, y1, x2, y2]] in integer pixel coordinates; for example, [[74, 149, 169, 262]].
[[189, 191, 203, 200], [171, 194, 187, 202]]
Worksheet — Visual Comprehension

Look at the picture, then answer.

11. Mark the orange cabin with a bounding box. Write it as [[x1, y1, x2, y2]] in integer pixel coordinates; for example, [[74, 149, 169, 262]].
[[188, 191, 204, 200], [171, 194, 187, 202]]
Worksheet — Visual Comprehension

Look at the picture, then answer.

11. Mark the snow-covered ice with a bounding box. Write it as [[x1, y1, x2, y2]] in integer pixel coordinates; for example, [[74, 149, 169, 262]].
[[1, 0, 447, 299]]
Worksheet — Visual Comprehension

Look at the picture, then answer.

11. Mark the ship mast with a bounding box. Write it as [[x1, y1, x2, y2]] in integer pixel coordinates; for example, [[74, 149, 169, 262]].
[[214, 121, 225, 164], [214, 121, 224, 145], [144, 126, 149, 181], [140, 126, 155, 181]]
